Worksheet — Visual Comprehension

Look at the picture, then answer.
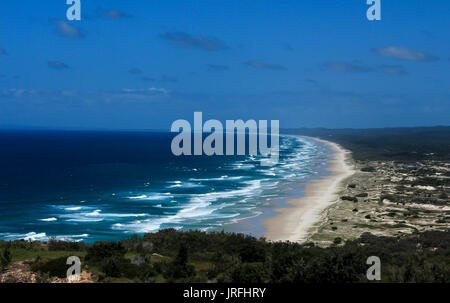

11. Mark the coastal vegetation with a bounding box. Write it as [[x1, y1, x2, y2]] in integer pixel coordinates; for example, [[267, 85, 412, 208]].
[[293, 127, 449, 249], [0, 229, 449, 283], [0, 244, 11, 271]]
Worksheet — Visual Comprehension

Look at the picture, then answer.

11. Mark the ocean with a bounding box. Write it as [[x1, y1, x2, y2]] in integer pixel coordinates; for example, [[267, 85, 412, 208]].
[[0, 130, 330, 243]]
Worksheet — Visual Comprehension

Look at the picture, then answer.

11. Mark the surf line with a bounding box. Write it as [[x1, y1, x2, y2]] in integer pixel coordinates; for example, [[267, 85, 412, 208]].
[[171, 112, 279, 166]]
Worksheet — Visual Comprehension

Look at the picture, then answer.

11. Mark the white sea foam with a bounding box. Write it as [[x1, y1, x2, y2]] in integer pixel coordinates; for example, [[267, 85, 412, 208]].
[[263, 171, 277, 176], [66, 217, 104, 222], [167, 184, 182, 188], [71, 234, 89, 238], [190, 179, 263, 203], [127, 193, 173, 200], [231, 162, 255, 170], [83, 209, 148, 218], [128, 195, 148, 199], [0, 232, 88, 242], [111, 136, 323, 235], [167, 181, 204, 189], [65, 207, 82, 211], [111, 180, 264, 233], [61, 208, 148, 223], [189, 175, 244, 182], [39, 217, 57, 222], [24, 232, 48, 241]]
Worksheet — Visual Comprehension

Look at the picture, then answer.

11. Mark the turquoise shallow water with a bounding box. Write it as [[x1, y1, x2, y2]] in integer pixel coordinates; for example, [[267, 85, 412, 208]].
[[0, 131, 329, 243]]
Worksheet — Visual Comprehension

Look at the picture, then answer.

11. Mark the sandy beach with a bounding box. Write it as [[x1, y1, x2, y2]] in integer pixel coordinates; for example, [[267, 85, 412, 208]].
[[263, 137, 355, 242]]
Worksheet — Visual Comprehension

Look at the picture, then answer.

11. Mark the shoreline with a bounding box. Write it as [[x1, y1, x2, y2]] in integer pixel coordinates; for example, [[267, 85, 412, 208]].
[[263, 136, 355, 242]]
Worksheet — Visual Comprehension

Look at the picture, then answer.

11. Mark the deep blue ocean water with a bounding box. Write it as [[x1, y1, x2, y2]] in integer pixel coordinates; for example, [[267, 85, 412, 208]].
[[0, 130, 330, 243]]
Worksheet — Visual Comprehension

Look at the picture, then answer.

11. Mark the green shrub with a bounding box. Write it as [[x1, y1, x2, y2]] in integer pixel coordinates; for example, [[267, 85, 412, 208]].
[[85, 241, 126, 263], [239, 243, 266, 263], [31, 257, 69, 278], [341, 196, 358, 202], [0, 244, 12, 270], [48, 238, 84, 251], [163, 244, 195, 280], [231, 263, 268, 283]]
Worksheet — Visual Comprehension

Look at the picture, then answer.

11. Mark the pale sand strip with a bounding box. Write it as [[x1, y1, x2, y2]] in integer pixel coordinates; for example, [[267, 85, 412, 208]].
[[263, 136, 355, 242]]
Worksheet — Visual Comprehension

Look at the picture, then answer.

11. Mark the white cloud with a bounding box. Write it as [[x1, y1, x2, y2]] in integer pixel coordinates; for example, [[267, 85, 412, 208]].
[[372, 46, 438, 62]]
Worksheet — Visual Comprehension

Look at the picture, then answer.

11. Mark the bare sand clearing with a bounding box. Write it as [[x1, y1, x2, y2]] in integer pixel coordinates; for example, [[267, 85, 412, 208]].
[[263, 137, 355, 242]]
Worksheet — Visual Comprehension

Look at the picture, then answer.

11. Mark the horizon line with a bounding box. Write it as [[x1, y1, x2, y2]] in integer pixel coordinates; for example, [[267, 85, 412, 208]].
[[1, 125, 450, 133]]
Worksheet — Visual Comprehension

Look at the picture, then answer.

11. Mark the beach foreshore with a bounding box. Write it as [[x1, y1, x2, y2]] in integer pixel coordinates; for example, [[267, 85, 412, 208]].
[[263, 137, 355, 242]]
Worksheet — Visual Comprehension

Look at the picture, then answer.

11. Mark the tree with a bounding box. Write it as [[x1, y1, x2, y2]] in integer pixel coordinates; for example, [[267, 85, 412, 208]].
[[0, 243, 12, 270], [175, 244, 188, 267], [164, 244, 195, 279], [85, 241, 126, 263], [231, 263, 268, 283]]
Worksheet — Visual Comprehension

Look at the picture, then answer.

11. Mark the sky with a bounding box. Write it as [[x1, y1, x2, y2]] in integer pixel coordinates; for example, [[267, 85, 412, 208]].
[[0, 0, 449, 130]]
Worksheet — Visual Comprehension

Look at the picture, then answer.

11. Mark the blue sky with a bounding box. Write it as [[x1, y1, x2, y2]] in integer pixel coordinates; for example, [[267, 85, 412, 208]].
[[0, 0, 449, 129]]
